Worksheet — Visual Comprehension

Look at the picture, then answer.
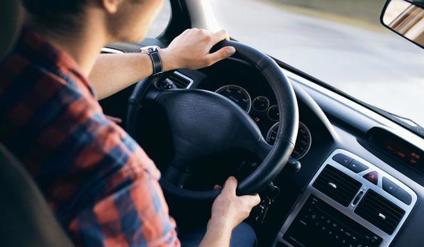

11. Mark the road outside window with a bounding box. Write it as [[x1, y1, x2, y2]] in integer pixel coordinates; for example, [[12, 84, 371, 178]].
[[211, 0, 424, 126]]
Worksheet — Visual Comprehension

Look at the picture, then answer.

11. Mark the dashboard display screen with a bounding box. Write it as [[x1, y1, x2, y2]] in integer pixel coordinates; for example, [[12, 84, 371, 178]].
[[383, 139, 421, 166], [369, 128, 423, 171]]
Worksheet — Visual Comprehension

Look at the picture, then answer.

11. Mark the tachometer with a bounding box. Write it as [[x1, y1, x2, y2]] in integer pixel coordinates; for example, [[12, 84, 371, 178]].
[[266, 122, 312, 160], [267, 105, 279, 122], [215, 85, 252, 113], [252, 96, 270, 112]]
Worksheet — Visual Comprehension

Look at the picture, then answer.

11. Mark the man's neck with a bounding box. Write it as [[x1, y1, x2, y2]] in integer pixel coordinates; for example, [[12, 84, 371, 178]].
[[31, 16, 108, 77]]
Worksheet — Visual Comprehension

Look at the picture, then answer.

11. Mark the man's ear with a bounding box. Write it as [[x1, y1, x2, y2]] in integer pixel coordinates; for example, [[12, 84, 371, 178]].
[[99, 0, 124, 14]]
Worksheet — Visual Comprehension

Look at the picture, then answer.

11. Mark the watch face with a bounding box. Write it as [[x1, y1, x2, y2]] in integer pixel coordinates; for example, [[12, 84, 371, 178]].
[[140, 45, 160, 54]]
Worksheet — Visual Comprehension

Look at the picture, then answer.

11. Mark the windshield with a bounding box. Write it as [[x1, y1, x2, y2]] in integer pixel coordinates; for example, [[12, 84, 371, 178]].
[[211, 0, 424, 127]]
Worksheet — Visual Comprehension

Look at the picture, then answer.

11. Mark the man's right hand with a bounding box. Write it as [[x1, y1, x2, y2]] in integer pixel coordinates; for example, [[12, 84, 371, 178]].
[[210, 176, 261, 231], [199, 177, 260, 247]]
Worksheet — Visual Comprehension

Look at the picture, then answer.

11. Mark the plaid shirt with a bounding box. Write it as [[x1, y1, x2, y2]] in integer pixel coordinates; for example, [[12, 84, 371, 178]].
[[0, 29, 180, 247]]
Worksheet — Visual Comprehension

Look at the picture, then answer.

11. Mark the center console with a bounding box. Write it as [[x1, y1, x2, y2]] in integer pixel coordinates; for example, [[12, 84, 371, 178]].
[[273, 149, 417, 247]]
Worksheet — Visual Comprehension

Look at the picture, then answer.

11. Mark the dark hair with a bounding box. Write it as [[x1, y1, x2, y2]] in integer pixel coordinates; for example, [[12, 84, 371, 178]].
[[21, 0, 86, 30]]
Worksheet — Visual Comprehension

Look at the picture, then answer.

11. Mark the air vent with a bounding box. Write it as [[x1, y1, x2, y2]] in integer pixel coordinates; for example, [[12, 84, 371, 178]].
[[313, 165, 362, 206], [355, 190, 405, 235], [168, 72, 193, 89]]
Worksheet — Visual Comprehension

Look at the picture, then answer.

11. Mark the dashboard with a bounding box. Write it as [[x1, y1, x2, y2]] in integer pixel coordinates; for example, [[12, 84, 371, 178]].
[[100, 45, 424, 247], [275, 149, 417, 247]]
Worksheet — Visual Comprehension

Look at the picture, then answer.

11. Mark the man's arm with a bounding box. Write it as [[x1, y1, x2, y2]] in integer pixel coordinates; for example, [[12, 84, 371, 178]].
[[89, 53, 154, 100], [89, 29, 236, 100]]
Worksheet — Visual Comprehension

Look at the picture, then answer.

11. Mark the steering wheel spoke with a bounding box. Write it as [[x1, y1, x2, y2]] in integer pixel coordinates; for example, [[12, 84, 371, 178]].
[[144, 84, 167, 101], [163, 165, 191, 188], [255, 139, 273, 161]]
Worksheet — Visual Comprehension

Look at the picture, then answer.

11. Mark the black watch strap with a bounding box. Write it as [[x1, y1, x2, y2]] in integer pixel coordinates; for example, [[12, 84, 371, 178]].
[[143, 47, 163, 75]]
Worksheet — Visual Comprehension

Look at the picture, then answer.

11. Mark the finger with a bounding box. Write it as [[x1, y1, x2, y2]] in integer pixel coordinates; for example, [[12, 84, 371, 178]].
[[241, 194, 261, 207], [206, 46, 236, 65], [222, 176, 238, 194], [181, 28, 191, 35], [211, 29, 229, 44]]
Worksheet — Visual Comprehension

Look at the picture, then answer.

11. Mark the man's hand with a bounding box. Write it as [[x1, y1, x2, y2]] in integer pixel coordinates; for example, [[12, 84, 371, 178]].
[[160, 28, 236, 71], [199, 177, 260, 247], [210, 176, 261, 231]]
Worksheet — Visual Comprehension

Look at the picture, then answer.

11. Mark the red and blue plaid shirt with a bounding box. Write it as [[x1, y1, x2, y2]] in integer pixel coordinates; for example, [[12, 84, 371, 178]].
[[0, 29, 180, 247]]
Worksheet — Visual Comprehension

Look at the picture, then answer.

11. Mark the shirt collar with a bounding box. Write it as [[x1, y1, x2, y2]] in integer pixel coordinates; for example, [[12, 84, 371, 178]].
[[18, 27, 96, 96]]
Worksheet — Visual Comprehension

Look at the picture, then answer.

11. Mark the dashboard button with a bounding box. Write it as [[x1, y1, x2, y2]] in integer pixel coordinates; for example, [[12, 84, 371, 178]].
[[382, 177, 412, 205], [350, 160, 369, 173], [332, 153, 352, 166], [363, 171, 379, 185], [333, 154, 368, 173]]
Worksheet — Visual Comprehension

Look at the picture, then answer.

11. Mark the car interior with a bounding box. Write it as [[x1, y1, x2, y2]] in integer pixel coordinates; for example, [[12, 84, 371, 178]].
[[1, 0, 424, 246]]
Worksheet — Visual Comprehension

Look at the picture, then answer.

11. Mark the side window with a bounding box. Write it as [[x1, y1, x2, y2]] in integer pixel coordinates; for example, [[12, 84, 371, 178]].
[[147, 1, 171, 38]]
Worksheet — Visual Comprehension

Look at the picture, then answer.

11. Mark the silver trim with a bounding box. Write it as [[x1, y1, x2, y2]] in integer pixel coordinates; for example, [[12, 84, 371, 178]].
[[100, 47, 125, 54], [274, 149, 417, 247], [328, 182, 337, 189], [215, 84, 252, 113], [173, 71, 194, 89], [155, 71, 195, 90]]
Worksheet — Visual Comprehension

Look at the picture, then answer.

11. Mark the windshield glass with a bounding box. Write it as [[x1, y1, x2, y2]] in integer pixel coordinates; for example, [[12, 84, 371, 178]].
[[211, 0, 424, 126]]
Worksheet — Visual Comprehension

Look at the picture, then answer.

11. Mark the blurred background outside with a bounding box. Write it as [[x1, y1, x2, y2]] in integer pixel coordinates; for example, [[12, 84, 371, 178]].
[[148, 0, 424, 127]]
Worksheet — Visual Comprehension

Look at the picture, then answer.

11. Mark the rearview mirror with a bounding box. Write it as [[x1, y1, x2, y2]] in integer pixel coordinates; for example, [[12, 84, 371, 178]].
[[381, 0, 424, 48]]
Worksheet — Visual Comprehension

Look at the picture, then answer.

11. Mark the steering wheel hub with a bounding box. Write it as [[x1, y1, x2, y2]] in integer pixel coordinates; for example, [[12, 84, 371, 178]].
[[152, 89, 266, 166]]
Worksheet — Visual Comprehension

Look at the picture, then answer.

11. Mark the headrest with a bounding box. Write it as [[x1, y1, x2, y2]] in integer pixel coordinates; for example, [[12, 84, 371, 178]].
[[0, 0, 24, 59]]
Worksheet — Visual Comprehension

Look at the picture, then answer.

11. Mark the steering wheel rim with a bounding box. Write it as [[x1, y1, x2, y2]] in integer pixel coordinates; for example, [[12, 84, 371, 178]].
[[127, 40, 299, 200]]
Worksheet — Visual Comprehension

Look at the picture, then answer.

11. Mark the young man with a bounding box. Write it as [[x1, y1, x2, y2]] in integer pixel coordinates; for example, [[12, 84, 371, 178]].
[[0, 0, 260, 246]]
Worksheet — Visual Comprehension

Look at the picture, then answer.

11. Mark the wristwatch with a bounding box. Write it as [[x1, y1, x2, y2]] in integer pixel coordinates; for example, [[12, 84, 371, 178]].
[[140, 46, 163, 76]]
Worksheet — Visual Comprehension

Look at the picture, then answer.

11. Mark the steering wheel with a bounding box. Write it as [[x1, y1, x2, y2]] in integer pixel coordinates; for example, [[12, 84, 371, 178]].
[[127, 40, 299, 200]]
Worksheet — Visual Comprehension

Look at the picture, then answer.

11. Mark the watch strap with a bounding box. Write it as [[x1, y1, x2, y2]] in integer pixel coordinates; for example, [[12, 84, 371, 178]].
[[144, 47, 163, 75]]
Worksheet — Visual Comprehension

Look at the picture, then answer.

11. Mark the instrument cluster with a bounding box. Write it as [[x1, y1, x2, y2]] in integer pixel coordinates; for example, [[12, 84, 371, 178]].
[[216, 84, 312, 160]]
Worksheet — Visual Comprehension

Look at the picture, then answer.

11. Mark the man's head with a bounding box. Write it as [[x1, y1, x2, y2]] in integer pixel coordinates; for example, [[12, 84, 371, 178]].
[[22, 0, 164, 43]]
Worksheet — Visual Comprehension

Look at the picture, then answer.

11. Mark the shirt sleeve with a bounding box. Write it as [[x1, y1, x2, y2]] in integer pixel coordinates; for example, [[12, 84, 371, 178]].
[[68, 165, 180, 247], [55, 94, 180, 246], [65, 115, 181, 247]]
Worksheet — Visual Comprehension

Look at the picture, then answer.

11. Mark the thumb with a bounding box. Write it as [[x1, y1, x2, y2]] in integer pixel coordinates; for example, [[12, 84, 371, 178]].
[[206, 46, 236, 65], [222, 176, 238, 195]]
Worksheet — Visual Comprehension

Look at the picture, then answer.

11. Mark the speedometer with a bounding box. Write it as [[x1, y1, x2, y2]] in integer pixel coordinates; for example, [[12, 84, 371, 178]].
[[266, 122, 312, 160], [215, 84, 252, 113]]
